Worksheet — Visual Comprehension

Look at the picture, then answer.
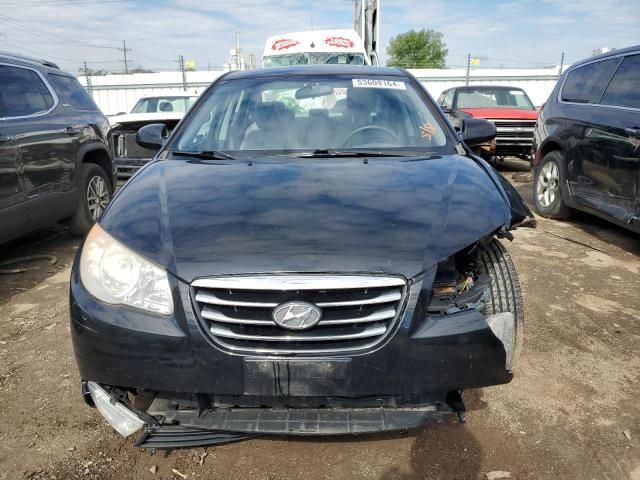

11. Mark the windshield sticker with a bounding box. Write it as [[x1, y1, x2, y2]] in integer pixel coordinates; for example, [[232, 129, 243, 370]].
[[325, 36, 355, 48], [271, 39, 300, 51], [419, 123, 438, 140], [352, 79, 406, 90]]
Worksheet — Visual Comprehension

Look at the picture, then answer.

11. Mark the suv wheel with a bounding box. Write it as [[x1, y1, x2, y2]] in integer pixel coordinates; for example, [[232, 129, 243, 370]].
[[533, 151, 571, 218], [69, 163, 113, 236]]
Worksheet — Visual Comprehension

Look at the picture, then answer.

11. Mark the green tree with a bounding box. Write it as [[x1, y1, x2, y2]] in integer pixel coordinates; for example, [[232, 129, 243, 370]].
[[386, 29, 448, 68]]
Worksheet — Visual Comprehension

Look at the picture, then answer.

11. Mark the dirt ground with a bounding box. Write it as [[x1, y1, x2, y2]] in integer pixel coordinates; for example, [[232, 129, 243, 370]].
[[0, 159, 638, 480]]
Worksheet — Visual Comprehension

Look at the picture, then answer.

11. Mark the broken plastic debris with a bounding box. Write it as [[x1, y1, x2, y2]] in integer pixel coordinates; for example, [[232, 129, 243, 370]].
[[485, 472, 511, 480]]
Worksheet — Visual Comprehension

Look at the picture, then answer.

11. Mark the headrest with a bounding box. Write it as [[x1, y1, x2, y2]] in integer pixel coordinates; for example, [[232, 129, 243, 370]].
[[255, 102, 291, 128], [308, 108, 329, 119]]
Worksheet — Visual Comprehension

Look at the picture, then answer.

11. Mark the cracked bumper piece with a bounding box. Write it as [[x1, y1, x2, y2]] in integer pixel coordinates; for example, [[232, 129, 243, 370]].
[[86, 381, 145, 437], [136, 406, 449, 448]]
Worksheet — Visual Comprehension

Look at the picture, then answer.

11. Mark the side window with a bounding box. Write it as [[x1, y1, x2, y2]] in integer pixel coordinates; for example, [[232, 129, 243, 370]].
[[0, 64, 54, 117], [561, 58, 619, 104], [48, 74, 99, 111], [600, 54, 640, 109], [443, 89, 455, 109]]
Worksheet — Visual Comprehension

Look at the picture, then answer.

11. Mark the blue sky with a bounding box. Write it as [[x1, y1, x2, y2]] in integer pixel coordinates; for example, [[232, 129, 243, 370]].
[[0, 0, 637, 73]]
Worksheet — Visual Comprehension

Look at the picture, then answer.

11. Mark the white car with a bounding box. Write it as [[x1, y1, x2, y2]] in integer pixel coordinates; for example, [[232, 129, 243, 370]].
[[109, 93, 199, 179]]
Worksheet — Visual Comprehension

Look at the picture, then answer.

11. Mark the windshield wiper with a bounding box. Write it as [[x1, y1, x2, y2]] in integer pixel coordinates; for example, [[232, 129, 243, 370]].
[[295, 149, 417, 158], [170, 149, 235, 160]]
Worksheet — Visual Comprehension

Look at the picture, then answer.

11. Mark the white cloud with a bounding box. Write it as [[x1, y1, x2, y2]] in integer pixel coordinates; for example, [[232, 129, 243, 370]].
[[0, 0, 636, 73]]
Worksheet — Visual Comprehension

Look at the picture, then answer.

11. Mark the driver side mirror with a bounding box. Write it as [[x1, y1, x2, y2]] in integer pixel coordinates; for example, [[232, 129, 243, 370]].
[[136, 123, 169, 150], [460, 118, 496, 147]]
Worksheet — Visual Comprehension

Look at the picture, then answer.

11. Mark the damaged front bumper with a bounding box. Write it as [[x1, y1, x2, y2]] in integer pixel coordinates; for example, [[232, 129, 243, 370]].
[[83, 380, 461, 448], [71, 263, 521, 448]]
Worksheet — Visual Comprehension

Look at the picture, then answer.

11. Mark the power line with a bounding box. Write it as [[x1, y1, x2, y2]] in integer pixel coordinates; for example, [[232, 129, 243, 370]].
[[1, 0, 131, 6], [0, 12, 121, 50]]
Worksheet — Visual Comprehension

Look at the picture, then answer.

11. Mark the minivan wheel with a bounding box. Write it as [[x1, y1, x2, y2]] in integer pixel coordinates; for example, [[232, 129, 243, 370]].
[[533, 151, 571, 218], [69, 163, 113, 236]]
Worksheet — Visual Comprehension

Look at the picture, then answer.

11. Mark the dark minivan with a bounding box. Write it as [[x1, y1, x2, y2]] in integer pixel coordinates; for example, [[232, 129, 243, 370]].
[[71, 66, 531, 448], [0, 52, 114, 243], [532, 45, 640, 233]]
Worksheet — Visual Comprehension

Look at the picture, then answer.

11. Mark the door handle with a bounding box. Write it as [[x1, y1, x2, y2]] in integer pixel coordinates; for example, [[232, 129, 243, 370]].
[[0, 134, 15, 143], [65, 126, 83, 136]]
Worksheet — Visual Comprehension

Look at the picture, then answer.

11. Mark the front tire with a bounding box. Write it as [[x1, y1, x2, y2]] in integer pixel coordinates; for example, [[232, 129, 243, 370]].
[[69, 163, 112, 236], [533, 151, 571, 218], [474, 238, 524, 369]]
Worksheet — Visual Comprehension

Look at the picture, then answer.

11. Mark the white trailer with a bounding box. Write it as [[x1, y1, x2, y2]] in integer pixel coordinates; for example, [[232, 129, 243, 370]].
[[261, 0, 380, 67]]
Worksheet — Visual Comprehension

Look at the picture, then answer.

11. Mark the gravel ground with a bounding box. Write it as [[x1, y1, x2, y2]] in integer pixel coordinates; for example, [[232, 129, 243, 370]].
[[0, 159, 638, 480]]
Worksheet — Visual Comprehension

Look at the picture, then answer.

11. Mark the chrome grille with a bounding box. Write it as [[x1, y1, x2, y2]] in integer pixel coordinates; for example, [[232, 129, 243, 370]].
[[491, 119, 536, 146], [192, 275, 407, 354]]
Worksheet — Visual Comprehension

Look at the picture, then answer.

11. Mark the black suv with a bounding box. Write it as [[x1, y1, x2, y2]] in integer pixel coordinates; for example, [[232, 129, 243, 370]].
[[532, 45, 640, 233], [0, 52, 114, 244]]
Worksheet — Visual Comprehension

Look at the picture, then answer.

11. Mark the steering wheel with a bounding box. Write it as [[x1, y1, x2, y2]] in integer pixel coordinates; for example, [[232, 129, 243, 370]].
[[342, 125, 400, 148]]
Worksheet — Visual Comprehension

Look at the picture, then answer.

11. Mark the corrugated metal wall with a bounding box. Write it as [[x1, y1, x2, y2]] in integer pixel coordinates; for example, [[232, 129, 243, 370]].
[[79, 67, 562, 115]]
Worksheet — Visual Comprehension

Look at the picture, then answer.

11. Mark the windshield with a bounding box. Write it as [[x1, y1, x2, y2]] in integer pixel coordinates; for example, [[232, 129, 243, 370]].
[[131, 96, 198, 114], [263, 52, 366, 67], [456, 88, 535, 110], [172, 75, 454, 156]]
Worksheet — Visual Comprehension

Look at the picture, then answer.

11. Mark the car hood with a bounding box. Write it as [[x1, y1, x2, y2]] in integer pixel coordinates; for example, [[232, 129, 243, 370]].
[[458, 108, 538, 120], [100, 155, 514, 282]]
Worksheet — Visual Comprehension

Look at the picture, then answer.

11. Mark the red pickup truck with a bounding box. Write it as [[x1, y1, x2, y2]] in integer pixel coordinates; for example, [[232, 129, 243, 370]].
[[438, 86, 538, 161]]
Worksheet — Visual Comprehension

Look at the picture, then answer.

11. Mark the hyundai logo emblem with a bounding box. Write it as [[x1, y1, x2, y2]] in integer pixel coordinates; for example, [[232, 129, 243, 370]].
[[272, 301, 322, 331]]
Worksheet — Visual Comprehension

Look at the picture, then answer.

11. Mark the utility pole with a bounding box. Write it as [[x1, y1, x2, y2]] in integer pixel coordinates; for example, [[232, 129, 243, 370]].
[[559, 51, 565, 78], [120, 40, 132, 74], [83, 61, 93, 98], [465, 53, 471, 86], [178, 54, 187, 91], [234, 27, 241, 70]]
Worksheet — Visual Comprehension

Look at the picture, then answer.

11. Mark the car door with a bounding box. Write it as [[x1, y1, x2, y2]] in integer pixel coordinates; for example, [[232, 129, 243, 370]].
[[45, 73, 104, 191], [598, 53, 640, 228], [559, 56, 635, 221], [0, 63, 56, 241], [0, 64, 76, 202], [0, 114, 27, 242]]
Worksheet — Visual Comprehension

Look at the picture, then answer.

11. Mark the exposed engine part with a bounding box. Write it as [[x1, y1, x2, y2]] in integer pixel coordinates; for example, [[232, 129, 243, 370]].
[[428, 247, 489, 315]]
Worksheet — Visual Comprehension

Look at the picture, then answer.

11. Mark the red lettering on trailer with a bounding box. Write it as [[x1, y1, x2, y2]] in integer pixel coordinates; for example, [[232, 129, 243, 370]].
[[324, 36, 355, 48], [271, 39, 300, 51]]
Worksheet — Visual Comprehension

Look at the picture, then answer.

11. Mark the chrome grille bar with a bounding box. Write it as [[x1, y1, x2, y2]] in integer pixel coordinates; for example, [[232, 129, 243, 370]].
[[192, 275, 405, 291], [210, 323, 387, 342]]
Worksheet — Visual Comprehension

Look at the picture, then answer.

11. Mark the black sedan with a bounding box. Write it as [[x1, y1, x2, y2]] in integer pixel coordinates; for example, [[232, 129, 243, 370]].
[[70, 65, 532, 448]]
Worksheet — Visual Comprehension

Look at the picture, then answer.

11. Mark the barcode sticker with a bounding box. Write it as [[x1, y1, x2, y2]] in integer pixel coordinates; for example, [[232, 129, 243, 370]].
[[352, 79, 407, 90]]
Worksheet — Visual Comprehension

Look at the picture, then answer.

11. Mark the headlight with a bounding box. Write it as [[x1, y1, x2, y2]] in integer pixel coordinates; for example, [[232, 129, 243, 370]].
[[80, 224, 173, 315]]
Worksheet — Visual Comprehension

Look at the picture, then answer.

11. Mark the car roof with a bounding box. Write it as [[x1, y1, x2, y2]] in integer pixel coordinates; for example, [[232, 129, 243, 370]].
[[449, 85, 525, 91], [223, 65, 407, 80], [571, 44, 640, 68], [138, 93, 199, 100], [0, 50, 60, 71]]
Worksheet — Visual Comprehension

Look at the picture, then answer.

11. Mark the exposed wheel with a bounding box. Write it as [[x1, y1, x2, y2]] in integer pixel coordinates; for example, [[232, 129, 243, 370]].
[[533, 151, 571, 218], [69, 163, 112, 236], [474, 238, 524, 369]]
